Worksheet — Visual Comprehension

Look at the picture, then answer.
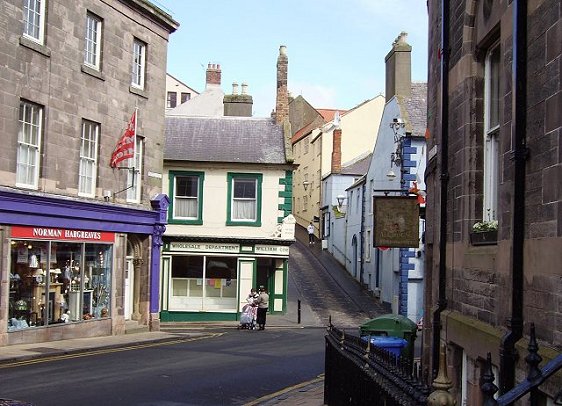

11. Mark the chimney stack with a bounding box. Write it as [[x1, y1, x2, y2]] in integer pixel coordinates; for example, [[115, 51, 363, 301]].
[[275, 45, 289, 124], [206, 63, 221, 88], [224, 82, 253, 117], [384, 32, 411, 101], [331, 128, 342, 174]]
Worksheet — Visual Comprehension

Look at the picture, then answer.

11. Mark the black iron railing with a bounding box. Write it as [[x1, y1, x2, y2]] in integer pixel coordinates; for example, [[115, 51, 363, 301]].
[[482, 323, 562, 405], [324, 323, 430, 405]]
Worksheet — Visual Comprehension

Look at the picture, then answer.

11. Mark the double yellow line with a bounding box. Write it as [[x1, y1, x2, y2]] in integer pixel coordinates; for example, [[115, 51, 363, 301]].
[[0, 333, 222, 369]]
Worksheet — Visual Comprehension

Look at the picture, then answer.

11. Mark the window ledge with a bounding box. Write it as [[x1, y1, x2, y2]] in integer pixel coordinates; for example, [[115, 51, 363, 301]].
[[81, 64, 105, 81], [129, 85, 148, 99], [469, 230, 497, 246], [168, 219, 203, 225], [226, 221, 262, 227], [19, 36, 51, 57]]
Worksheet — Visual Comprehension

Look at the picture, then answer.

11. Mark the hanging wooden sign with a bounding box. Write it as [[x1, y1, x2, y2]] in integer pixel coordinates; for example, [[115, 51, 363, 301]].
[[373, 196, 420, 248]]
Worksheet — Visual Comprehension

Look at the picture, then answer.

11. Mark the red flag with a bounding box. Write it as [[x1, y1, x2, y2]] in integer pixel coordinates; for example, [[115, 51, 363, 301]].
[[110, 111, 136, 168]]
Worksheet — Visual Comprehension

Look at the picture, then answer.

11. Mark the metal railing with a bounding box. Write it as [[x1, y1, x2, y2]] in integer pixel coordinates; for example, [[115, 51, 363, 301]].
[[482, 323, 562, 405], [324, 323, 430, 405]]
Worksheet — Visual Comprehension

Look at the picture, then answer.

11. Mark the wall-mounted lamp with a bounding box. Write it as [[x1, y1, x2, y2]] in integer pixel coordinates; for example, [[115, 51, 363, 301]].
[[302, 180, 310, 191], [389, 117, 405, 135], [336, 194, 347, 208], [386, 169, 397, 181]]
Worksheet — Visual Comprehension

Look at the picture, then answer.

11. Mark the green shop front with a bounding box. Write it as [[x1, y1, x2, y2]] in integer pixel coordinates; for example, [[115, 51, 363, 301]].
[[160, 238, 290, 322]]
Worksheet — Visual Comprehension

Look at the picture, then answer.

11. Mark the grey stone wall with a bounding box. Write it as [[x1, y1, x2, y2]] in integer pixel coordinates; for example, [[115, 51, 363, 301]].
[[425, 0, 562, 390], [0, 0, 176, 207]]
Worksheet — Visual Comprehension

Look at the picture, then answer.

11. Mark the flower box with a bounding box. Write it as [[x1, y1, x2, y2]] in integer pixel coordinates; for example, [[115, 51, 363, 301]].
[[470, 230, 497, 246]]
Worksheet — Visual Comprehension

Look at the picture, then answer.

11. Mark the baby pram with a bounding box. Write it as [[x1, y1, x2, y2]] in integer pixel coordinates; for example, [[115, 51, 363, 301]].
[[238, 303, 257, 330]]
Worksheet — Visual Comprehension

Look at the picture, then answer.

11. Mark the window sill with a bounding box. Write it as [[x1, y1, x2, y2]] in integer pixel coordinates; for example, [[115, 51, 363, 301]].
[[19, 36, 51, 57], [168, 219, 203, 225], [129, 85, 148, 99], [226, 221, 262, 227], [469, 230, 497, 246], [81, 64, 105, 81]]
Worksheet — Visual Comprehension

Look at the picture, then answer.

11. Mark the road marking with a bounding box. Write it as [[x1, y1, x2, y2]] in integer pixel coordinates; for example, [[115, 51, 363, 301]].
[[0, 333, 222, 369], [243, 374, 324, 406]]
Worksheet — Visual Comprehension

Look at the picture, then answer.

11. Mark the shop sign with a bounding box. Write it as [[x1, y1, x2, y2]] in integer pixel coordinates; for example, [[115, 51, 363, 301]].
[[254, 245, 290, 256], [373, 196, 420, 248], [11, 225, 115, 243], [169, 242, 240, 253]]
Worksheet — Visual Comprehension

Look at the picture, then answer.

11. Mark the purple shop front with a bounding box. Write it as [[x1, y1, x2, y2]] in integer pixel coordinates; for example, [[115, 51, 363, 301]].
[[0, 188, 168, 346]]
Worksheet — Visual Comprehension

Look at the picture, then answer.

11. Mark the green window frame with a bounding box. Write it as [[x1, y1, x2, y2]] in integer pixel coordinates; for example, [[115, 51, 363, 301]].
[[168, 171, 204, 225], [226, 173, 262, 227]]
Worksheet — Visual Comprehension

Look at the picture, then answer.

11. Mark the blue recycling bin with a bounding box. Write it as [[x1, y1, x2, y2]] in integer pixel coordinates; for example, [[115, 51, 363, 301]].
[[362, 335, 407, 357]]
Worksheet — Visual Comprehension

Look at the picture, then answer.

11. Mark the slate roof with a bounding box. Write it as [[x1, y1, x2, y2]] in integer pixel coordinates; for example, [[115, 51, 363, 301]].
[[399, 82, 427, 138], [165, 116, 287, 164], [341, 153, 372, 176]]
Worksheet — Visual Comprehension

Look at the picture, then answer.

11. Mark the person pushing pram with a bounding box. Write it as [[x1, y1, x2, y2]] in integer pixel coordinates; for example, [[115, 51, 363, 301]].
[[238, 289, 258, 330]]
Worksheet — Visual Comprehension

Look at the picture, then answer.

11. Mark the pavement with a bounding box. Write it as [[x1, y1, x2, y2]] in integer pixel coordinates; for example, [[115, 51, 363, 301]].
[[0, 225, 386, 406]]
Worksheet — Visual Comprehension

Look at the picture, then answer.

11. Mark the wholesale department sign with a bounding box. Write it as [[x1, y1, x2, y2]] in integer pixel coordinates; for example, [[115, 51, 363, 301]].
[[373, 196, 420, 248]]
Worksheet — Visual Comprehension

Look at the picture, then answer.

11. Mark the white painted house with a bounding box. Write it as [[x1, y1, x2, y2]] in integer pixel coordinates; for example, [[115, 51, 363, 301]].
[[161, 116, 295, 322]]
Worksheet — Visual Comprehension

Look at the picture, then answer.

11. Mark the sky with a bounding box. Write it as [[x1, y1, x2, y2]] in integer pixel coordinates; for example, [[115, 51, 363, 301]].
[[154, 0, 429, 118]]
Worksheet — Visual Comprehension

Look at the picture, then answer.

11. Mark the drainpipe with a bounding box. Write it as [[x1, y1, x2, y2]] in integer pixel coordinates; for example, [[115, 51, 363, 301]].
[[432, 0, 450, 379], [499, 0, 526, 394], [360, 182, 365, 287]]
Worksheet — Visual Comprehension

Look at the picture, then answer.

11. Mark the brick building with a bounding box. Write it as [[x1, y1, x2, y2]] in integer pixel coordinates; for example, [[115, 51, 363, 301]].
[[424, 0, 561, 403], [0, 0, 177, 346]]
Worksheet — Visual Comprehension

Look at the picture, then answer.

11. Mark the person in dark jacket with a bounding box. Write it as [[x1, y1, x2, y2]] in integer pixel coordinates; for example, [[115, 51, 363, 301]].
[[256, 286, 269, 330]]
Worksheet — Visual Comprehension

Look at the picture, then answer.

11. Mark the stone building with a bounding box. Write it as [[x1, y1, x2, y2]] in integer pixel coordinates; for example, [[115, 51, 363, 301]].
[[0, 0, 177, 346], [424, 0, 561, 403]]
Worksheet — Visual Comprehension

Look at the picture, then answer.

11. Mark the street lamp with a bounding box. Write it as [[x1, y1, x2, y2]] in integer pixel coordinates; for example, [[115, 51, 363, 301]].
[[336, 194, 346, 208]]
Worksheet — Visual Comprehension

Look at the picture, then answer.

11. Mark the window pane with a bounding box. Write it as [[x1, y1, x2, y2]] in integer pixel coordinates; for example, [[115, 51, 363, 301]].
[[126, 138, 142, 202], [233, 179, 256, 199], [176, 176, 198, 197], [79, 121, 98, 195], [23, 0, 42, 41], [172, 256, 203, 298], [180, 92, 190, 103], [167, 92, 177, 108], [487, 44, 501, 131], [131, 40, 145, 87], [17, 101, 42, 188], [85, 14, 101, 68]]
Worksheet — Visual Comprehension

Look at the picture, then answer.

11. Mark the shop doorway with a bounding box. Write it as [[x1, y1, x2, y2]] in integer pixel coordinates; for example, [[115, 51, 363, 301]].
[[124, 257, 134, 320], [256, 258, 273, 292]]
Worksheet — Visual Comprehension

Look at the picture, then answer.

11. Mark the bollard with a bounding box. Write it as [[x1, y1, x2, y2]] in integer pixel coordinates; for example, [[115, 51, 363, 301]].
[[298, 299, 301, 324]]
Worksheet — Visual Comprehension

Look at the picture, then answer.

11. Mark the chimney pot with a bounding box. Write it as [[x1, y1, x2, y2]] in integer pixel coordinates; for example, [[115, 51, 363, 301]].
[[232, 82, 239, 95], [241, 82, 248, 95]]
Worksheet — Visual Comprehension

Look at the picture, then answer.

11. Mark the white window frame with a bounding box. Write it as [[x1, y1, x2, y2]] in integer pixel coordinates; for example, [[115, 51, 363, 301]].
[[172, 174, 200, 220], [131, 39, 146, 89], [16, 101, 43, 189], [23, 0, 46, 44], [126, 137, 142, 203], [84, 12, 102, 70], [483, 41, 500, 222], [78, 120, 99, 197], [231, 178, 257, 222]]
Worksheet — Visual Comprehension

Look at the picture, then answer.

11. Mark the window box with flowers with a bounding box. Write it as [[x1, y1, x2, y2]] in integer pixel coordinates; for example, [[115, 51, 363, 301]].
[[470, 220, 498, 246]]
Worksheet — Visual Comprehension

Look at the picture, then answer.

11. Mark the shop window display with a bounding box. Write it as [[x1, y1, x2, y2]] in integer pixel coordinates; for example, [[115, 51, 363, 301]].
[[8, 239, 112, 330], [170, 255, 237, 311]]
